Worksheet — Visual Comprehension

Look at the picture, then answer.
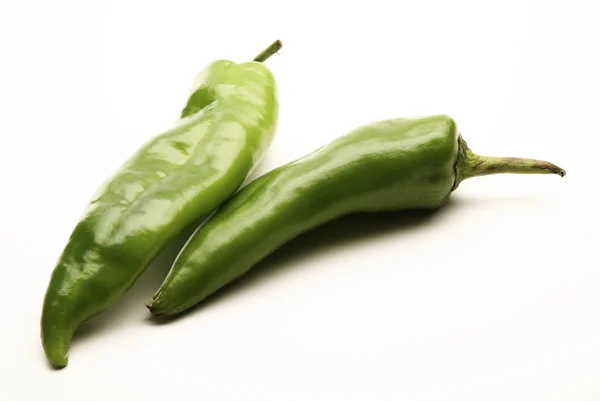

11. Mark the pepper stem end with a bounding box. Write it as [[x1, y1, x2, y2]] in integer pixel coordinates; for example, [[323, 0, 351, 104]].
[[253, 40, 283, 63], [463, 153, 566, 179], [454, 136, 565, 189]]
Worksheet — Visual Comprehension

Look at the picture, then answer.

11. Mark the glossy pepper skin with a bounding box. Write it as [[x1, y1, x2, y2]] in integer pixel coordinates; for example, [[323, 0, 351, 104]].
[[147, 115, 565, 316], [41, 41, 282, 368]]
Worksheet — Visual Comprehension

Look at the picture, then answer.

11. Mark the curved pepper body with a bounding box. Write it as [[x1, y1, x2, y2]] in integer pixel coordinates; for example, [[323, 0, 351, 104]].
[[148, 115, 459, 315], [42, 59, 278, 367]]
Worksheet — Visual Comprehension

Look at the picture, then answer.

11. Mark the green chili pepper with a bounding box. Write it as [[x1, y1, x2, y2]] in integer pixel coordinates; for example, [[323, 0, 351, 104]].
[[147, 114, 565, 316], [41, 40, 282, 368]]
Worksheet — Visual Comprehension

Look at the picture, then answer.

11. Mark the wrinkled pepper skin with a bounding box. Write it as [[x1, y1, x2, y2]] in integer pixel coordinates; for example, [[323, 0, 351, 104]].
[[42, 46, 280, 368], [148, 115, 565, 316]]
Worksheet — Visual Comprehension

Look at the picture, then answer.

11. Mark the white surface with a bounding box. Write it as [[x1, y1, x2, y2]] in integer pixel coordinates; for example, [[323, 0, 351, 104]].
[[1, 0, 598, 400]]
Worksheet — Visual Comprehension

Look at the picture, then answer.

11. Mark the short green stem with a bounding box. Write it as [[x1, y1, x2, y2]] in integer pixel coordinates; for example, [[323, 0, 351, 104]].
[[253, 40, 283, 63]]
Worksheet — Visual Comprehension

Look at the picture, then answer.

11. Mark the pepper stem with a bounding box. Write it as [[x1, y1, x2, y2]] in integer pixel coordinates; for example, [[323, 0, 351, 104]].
[[452, 135, 565, 189], [462, 154, 566, 179], [253, 40, 283, 62]]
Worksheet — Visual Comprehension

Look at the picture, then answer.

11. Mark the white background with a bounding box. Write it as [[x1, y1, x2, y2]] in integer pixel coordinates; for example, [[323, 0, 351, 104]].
[[1, 0, 598, 400]]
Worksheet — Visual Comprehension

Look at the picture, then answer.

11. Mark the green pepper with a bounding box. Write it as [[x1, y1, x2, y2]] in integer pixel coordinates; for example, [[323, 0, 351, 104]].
[[41, 40, 282, 368], [147, 114, 565, 316]]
